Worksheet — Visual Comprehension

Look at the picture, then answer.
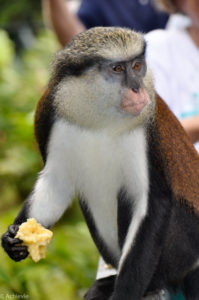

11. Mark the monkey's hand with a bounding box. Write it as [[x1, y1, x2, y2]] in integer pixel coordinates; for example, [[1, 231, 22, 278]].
[[1, 225, 29, 262]]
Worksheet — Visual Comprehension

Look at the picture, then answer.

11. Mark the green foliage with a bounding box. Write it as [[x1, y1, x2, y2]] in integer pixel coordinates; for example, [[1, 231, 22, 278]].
[[0, 0, 41, 26], [0, 206, 98, 299], [0, 30, 98, 299], [0, 31, 14, 68], [0, 29, 57, 210]]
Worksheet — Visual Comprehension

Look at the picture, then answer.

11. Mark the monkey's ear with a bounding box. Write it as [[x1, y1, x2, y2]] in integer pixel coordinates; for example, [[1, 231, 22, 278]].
[[34, 88, 55, 163], [154, 95, 199, 214]]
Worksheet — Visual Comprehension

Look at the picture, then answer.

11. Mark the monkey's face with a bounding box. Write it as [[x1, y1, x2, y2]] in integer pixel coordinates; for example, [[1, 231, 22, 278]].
[[99, 56, 149, 115], [53, 27, 155, 133]]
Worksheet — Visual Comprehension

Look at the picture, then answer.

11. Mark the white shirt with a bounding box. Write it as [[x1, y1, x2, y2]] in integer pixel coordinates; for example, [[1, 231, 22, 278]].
[[145, 28, 199, 151]]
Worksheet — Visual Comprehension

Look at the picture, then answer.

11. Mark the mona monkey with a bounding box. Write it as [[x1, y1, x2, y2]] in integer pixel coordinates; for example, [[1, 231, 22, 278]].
[[2, 27, 199, 300]]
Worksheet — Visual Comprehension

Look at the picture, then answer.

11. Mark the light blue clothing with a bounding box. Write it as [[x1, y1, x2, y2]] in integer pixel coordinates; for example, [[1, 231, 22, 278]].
[[171, 292, 184, 300]]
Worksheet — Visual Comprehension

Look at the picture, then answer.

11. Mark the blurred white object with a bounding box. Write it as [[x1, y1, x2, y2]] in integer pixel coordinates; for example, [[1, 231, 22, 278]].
[[96, 257, 117, 279], [67, 0, 81, 13], [96, 257, 170, 299], [166, 13, 191, 29]]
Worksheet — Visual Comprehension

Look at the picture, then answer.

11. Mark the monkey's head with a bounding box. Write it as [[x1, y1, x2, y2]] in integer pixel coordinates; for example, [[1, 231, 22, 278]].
[[52, 27, 155, 133]]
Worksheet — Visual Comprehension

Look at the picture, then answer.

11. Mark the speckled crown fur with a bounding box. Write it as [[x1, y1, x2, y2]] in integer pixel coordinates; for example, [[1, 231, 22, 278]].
[[51, 27, 145, 84]]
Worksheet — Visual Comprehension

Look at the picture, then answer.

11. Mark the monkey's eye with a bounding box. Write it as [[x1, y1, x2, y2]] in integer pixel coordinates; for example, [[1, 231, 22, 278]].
[[133, 62, 142, 71], [112, 65, 124, 73]]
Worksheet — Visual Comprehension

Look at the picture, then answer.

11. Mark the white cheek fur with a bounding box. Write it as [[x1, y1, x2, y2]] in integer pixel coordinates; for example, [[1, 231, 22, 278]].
[[53, 73, 122, 129]]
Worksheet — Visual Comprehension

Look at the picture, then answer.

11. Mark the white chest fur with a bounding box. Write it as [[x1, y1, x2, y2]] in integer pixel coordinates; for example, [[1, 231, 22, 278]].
[[35, 119, 149, 260]]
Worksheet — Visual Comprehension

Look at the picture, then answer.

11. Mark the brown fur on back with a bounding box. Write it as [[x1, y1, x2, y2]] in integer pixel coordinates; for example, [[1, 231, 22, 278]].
[[155, 96, 199, 214]]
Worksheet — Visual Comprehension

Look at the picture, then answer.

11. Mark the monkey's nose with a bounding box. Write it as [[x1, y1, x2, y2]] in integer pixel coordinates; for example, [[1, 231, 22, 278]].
[[132, 87, 139, 94]]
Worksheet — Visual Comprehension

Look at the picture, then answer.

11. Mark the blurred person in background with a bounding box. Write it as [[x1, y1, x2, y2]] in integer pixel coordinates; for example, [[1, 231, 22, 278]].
[[146, 0, 199, 152], [42, 0, 169, 47]]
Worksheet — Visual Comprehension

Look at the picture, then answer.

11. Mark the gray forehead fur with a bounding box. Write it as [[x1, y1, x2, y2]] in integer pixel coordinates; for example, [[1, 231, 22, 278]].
[[51, 27, 145, 83]]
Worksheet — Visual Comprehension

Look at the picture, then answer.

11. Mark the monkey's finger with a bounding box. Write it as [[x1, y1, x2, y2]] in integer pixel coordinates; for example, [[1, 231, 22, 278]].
[[8, 224, 19, 237], [8, 249, 29, 262], [6, 236, 22, 245], [10, 246, 28, 253], [13, 253, 29, 262], [1, 232, 13, 248]]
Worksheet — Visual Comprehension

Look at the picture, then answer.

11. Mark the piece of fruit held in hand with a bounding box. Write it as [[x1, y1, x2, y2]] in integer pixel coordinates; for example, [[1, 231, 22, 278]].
[[15, 218, 53, 262]]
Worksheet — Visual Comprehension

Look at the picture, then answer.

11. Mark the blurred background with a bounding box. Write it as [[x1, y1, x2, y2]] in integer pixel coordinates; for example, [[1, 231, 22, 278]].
[[0, 0, 98, 299]]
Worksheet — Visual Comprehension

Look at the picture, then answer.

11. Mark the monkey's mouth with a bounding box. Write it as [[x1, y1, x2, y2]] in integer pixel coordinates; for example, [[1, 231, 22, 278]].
[[121, 101, 147, 115], [120, 88, 149, 116]]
